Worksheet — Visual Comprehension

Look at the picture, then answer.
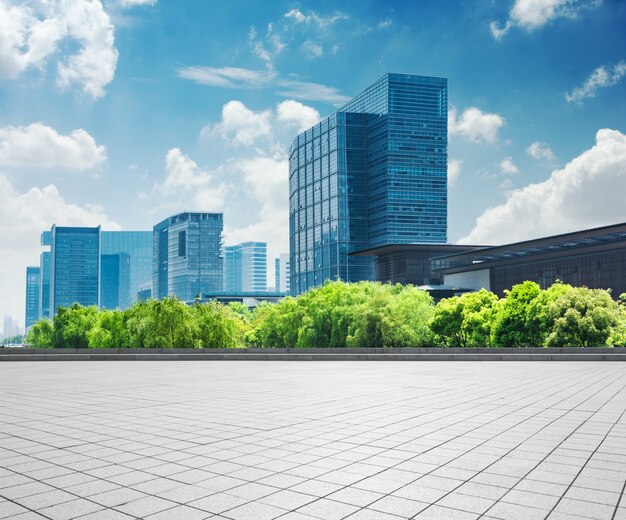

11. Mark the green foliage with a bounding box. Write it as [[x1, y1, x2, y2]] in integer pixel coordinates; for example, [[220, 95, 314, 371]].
[[26, 320, 54, 348], [52, 304, 99, 349], [545, 286, 620, 347], [24, 283, 626, 350], [491, 281, 544, 348], [432, 289, 498, 347]]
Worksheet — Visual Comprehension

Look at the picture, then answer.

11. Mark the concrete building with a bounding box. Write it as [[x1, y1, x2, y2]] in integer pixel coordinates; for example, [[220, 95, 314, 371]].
[[433, 222, 626, 297], [275, 253, 290, 294]]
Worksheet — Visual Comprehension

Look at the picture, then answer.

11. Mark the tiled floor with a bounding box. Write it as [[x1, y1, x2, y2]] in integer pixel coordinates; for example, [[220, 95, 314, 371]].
[[0, 361, 625, 520]]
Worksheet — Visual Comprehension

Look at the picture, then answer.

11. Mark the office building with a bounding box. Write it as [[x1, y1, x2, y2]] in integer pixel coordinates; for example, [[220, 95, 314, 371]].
[[289, 73, 448, 295], [25, 266, 40, 328], [275, 253, 290, 293], [3, 316, 20, 340], [433, 222, 626, 297], [100, 253, 131, 310], [39, 251, 51, 320], [224, 242, 267, 292], [101, 231, 152, 308], [49, 226, 100, 314], [153, 212, 223, 301]]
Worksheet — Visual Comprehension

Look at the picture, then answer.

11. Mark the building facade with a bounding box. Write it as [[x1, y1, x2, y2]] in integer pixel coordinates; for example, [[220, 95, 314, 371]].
[[224, 242, 267, 292], [25, 266, 40, 328], [289, 73, 448, 295], [434, 222, 626, 298], [101, 231, 152, 307], [153, 212, 223, 301], [100, 253, 131, 310], [39, 252, 51, 320], [275, 253, 290, 294], [49, 226, 101, 313]]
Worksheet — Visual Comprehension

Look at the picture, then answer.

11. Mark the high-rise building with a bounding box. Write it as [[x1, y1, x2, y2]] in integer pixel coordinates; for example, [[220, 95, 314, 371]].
[[50, 226, 101, 314], [100, 253, 131, 310], [275, 253, 290, 293], [289, 73, 448, 295], [223, 242, 267, 292], [153, 212, 223, 301], [25, 266, 40, 328], [101, 231, 152, 308], [39, 251, 51, 320], [3, 316, 20, 340]]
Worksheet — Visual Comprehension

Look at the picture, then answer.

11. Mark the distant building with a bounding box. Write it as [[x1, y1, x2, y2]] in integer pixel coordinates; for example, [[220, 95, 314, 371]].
[[289, 73, 448, 295], [39, 251, 51, 320], [50, 226, 101, 314], [137, 286, 151, 303], [153, 212, 223, 301], [100, 253, 131, 310], [25, 266, 40, 328], [3, 315, 20, 339], [101, 231, 152, 308], [224, 242, 267, 292], [433, 222, 626, 297], [275, 253, 290, 293]]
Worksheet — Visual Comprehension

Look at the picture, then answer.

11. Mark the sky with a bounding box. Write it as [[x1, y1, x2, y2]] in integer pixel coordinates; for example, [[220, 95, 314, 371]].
[[1, 0, 626, 329]]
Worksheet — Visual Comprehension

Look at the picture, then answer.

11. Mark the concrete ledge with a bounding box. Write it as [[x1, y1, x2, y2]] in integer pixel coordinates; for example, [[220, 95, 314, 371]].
[[1, 347, 625, 361]]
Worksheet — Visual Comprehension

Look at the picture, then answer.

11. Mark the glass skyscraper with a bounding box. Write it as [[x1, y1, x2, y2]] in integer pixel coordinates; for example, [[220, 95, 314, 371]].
[[25, 266, 40, 328], [289, 73, 448, 295], [49, 226, 101, 313], [223, 242, 267, 292], [100, 253, 131, 310], [101, 231, 152, 306], [38, 251, 50, 320], [275, 253, 290, 294], [153, 212, 223, 301]]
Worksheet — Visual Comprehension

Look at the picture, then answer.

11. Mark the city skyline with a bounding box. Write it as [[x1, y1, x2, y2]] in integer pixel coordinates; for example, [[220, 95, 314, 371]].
[[1, 0, 626, 321]]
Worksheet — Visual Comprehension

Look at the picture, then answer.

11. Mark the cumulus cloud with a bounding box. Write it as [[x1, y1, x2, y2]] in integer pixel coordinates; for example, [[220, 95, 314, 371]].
[[527, 141, 555, 160], [0, 173, 119, 326], [302, 40, 323, 59], [448, 159, 462, 187], [276, 100, 320, 133], [158, 148, 228, 211], [449, 106, 506, 144], [201, 101, 271, 147], [565, 61, 626, 103], [490, 0, 602, 39], [0, 123, 106, 170], [115, 0, 157, 7], [177, 65, 349, 104], [0, 0, 118, 99], [460, 128, 626, 244], [500, 157, 518, 175]]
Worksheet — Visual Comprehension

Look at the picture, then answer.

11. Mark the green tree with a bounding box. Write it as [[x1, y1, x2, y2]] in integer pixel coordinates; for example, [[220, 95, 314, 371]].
[[491, 281, 544, 348], [431, 289, 498, 347], [545, 286, 620, 347], [609, 293, 626, 347], [193, 302, 243, 348], [25, 320, 54, 348], [52, 304, 99, 349], [87, 309, 129, 348]]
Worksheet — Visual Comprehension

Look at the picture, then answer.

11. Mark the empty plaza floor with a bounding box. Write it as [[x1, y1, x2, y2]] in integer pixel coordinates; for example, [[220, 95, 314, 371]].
[[1, 362, 625, 520]]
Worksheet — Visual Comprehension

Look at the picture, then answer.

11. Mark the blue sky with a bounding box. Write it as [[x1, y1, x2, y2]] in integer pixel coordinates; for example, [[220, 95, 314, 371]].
[[1, 0, 626, 327]]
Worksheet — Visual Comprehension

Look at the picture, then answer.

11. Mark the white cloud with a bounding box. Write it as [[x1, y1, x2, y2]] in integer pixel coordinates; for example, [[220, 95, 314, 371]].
[[500, 157, 518, 175], [0, 123, 107, 170], [449, 106, 506, 144], [115, 0, 157, 7], [460, 128, 626, 244], [177, 65, 349, 104], [201, 101, 271, 147], [377, 18, 393, 30], [527, 141, 555, 160], [0, 173, 119, 326], [448, 159, 462, 187], [565, 61, 626, 103], [284, 8, 349, 28], [302, 40, 323, 59], [0, 0, 118, 99], [157, 148, 228, 211], [276, 100, 320, 133], [490, 0, 602, 39]]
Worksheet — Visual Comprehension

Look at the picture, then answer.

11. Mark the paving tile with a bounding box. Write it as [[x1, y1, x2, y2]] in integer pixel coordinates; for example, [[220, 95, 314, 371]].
[[144, 504, 212, 519], [296, 498, 360, 520], [221, 501, 287, 520], [188, 493, 248, 514]]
